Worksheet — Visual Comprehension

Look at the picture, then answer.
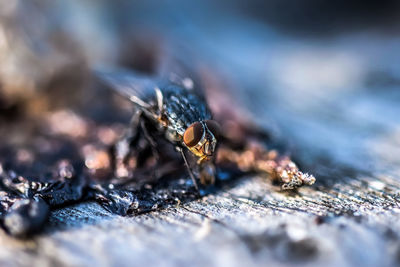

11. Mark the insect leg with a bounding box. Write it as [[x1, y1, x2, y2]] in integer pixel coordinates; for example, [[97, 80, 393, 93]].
[[198, 161, 216, 185], [139, 118, 160, 161], [199, 153, 218, 185], [176, 146, 199, 191]]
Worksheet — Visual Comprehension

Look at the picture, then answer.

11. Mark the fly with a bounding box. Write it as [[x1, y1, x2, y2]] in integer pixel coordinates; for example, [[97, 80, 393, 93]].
[[97, 68, 220, 190]]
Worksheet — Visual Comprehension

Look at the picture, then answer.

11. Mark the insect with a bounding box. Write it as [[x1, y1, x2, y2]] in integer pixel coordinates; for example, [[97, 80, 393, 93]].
[[97, 68, 221, 190], [0, 52, 315, 237]]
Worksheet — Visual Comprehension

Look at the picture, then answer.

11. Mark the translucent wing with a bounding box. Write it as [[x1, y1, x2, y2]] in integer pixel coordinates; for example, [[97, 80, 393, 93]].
[[96, 67, 159, 110], [157, 45, 207, 100]]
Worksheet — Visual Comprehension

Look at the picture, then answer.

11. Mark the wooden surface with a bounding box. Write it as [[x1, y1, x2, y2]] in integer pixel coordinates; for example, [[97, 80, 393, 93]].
[[1, 1, 400, 266], [2, 61, 400, 267]]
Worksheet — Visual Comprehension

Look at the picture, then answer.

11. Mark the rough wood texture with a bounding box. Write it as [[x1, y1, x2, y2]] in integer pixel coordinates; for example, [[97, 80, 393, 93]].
[[1, 1, 400, 266], [1, 70, 399, 267]]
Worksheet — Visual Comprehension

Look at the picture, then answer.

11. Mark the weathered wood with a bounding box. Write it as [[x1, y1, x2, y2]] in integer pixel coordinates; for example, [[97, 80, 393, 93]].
[[1, 82, 400, 266], [1, 1, 400, 267]]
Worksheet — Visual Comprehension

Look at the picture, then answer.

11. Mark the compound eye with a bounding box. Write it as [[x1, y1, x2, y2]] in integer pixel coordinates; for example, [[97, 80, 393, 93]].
[[183, 122, 204, 147], [205, 120, 221, 138]]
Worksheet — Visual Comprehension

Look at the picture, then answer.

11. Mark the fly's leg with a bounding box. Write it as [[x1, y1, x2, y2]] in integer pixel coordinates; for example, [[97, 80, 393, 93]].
[[137, 118, 164, 180], [198, 162, 216, 186], [176, 146, 199, 192], [114, 110, 143, 178], [198, 154, 217, 186], [114, 110, 162, 180], [139, 119, 160, 162]]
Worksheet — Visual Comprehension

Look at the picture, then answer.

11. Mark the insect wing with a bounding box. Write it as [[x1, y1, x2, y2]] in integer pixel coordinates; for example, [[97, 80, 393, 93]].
[[157, 46, 207, 100], [96, 68, 158, 110]]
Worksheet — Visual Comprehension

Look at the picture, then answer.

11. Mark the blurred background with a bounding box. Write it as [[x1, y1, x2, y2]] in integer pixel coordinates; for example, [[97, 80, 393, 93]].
[[1, 0, 400, 185]]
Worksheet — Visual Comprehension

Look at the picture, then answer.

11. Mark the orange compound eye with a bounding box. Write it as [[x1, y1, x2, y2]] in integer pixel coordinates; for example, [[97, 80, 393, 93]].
[[183, 122, 204, 147], [205, 120, 220, 138]]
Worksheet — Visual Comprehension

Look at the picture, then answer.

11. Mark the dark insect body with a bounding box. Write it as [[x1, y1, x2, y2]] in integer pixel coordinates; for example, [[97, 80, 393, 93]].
[[98, 69, 221, 189]]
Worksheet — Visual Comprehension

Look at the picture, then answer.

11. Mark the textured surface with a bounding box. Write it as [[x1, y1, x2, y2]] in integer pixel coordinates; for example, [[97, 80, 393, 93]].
[[1, 91, 400, 267], [1, 1, 400, 267], [1, 171, 400, 267]]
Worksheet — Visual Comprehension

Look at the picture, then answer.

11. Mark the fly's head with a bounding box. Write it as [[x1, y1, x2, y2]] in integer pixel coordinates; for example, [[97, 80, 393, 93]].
[[183, 120, 220, 163]]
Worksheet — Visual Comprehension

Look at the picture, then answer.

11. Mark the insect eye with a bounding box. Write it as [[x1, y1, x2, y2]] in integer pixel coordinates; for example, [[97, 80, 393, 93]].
[[205, 120, 220, 138], [183, 122, 204, 147]]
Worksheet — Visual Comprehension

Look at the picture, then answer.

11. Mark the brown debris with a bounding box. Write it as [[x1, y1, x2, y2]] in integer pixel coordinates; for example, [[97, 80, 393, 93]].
[[217, 141, 315, 190]]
